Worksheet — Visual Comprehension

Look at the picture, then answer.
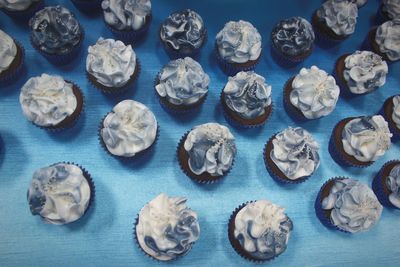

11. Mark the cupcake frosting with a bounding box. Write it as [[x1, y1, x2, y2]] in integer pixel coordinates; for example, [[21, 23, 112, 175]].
[[271, 127, 320, 180], [271, 17, 315, 57], [184, 123, 236, 177], [343, 51, 388, 94], [29, 6, 82, 55], [155, 57, 209, 105], [392, 96, 400, 129], [382, 0, 400, 20], [0, 30, 17, 75], [375, 19, 400, 61], [321, 179, 382, 233], [223, 71, 272, 120], [136, 193, 200, 261], [19, 74, 77, 127], [160, 9, 206, 52], [27, 163, 91, 225], [342, 115, 392, 162], [234, 200, 293, 261], [387, 164, 400, 208], [316, 0, 358, 36], [101, 100, 157, 157], [290, 66, 340, 119], [215, 20, 262, 64], [0, 0, 39, 11], [86, 38, 136, 88], [102, 0, 151, 31]]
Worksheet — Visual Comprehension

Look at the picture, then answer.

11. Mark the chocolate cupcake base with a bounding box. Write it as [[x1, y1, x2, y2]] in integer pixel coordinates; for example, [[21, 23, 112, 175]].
[[0, 40, 25, 84], [270, 42, 313, 67], [372, 160, 400, 209], [367, 28, 392, 62], [312, 12, 348, 47], [379, 96, 400, 141], [1, 0, 44, 21], [334, 54, 361, 98], [283, 77, 309, 122]]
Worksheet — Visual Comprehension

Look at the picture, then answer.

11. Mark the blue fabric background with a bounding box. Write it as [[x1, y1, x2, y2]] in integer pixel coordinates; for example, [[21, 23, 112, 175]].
[[1, 0, 399, 266]]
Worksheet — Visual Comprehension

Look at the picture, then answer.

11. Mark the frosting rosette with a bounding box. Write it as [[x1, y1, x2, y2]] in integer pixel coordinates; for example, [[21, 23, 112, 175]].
[[0, 30, 17, 75], [387, 164, 400, 208], [375, 19, 400, 61], [0, 0, 40, 11], [382, 0, 400, 20], [392, 96, 400, 129]]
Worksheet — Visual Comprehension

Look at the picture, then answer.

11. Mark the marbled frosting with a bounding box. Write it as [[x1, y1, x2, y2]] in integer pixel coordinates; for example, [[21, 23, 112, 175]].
[[136, 193, 200, 261], [27, 163, 91, 225], [392, 96, 400, 129], [321, 179, 382, 233], [0, 30, 17, 75], [387, 164, 400, 208], [0, 0, 40, 11], [184, 123, 236, 177], [382, 0, 400, 20], [375, 19, 400, 61]]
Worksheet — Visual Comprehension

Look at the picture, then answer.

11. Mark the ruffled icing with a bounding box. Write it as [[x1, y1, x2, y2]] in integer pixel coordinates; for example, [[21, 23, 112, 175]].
[[321, 179, 382, 233], [316, 0, 358, 36], [392, 96, 400, 129], [234, 200, 293, 261], [136, 193, 200, 261], [160, 9, 206, 52], [29, 6, 82, 55], [155, 57, 209, 105], [375, 19, 400, 61], [343, 51, 388, 94], [86, 38, 136, 88], [223, 71, 272, 119], [184, 123, 236, 176], [102, 0, 151, 31], [342, 115, 392, 162], [215, 20, 262, 64], [0, 0, 39, 11], [382, 0, 400, 20], [0, 30, 17, 75], [271, 127, 320, 180], [19, 74, 77, 127], [101, 100, 157, 157], [27, 163, 91, 225], [271, 17, 315, 57], [333, 0, 367, 7], [387, 164, 400, 208], [290, 66, 340, 119]]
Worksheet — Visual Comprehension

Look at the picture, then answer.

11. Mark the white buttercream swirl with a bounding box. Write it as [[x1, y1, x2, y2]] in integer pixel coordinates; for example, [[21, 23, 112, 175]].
[[0, 30, 17, 75], [343, 51, 388, 94], [0, 0, 39, 11], [375, 19, 400, 61], [184, 123, 236, 177], [27, 163, 91, 225], [215, 20, 262, 64], [155, 57, 209, 105], [19, 74, 78, 127], [86, 38, 136, 88], [387, 164, 400, 208], [342, 115, 392, 162], [322, 179, 382, 233], [101, 100, 157, 157], [392, 96, 400, 129], [234, 200, 293, 261], [136, 193, 200, 261], [382, 0, 400, 20], [290, 66, 340, 119]]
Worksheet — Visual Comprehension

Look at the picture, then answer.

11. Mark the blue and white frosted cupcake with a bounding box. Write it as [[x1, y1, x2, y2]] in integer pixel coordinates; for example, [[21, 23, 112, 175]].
[[377, 0, 400, 23], [155, 57, 209, 113], [0, 0, 44, 20], [380, 95, 400, 141], [215, 20, 262, 75], [264, 127, 320, 184], [221, 71, 272, 128], [27, 162, 94, 225], [369, 19, 400, 62], [0, 30, 24, 84], [177, 123, 236, 183], [71, 0, 102, 12], [372, 160, 400, 209], [228, 200, 293, 262], [135, 193, 200, 261], [315, 178, 382, 233]]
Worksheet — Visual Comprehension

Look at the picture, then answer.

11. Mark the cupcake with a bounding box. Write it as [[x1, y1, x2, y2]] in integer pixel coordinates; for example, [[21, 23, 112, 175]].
[[102, 0, 152, 41], [325, 0, 367, 8], [264, 127, 320, 184], [368, 19, 400, 62], [329, 115, 392, 167], [29, 6, 84, 65], [380, 95, 400, 141], [315, 178, 382, 233], [155, 57, 209, 113], [312, 0, 358, 42], [372, 160, 400, 209], [19, 74, 84, 131], [215, 20, 262, 75], [27, 162, 94, 225], [86, 38, 139, 94], [335, 50, 388, 96], [378, 0, 400, 22], [99, 100, 157, 159], [271, 17, 315, 63], [228, 200, 293, 262], [134, 193, 200, 261], [221, 71, 273, 128], [177, 123, 236, 183], [284, 66, 340, 121], [159, 9, 207, 58], [71, 0, 102, 12], [0, 30, 25, 84], [0, 0, 43, 20]]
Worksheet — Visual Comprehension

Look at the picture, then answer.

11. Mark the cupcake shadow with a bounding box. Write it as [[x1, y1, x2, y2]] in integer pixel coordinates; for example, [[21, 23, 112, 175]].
[[0, 65, 28, 96], [45, 112, 86, 142]]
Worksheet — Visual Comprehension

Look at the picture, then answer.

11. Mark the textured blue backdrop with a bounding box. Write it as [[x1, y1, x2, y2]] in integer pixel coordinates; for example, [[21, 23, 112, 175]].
[[0, 0, 399, 266]]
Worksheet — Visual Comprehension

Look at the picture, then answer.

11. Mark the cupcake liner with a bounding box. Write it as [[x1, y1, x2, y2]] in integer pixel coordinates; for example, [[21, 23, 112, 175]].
[[1, 0, 44, 21], [282, 78, 308, 123], [378, 97, 400, 142], [270, 42, 312, 67], [105, 14, 152, 42], [71, 0, 102, 12], [0, 40, 25, 85], [372, 160, 400, 209], [311, 12, 345, 48], [333, 54, 360, 99]]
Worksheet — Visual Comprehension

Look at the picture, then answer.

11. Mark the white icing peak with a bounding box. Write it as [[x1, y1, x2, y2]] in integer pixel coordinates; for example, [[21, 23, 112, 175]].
[[392, 96, 400, 130], [382, 0, 400, 20], [215, 20, 262, 64], [387, 164, 400, 208], [0, 30, 17, 75], [375, 19, 400, 61], [0, 0, 40, 11], [290, 66, 340, 119], [19, 74, 78, 127], [101, 100, 157, 157]]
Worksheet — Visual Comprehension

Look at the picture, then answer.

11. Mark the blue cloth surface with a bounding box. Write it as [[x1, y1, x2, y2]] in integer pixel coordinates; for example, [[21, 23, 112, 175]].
[[1, 0, 400, 266]]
